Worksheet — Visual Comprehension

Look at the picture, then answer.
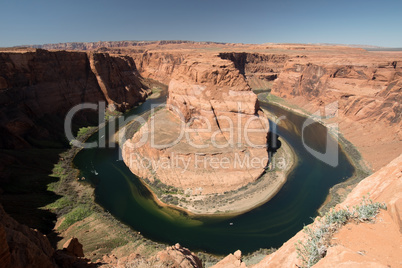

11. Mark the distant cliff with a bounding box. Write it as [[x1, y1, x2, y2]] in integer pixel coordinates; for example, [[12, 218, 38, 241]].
[[0, 49, 150, 149], [28, 40, 227, 51]]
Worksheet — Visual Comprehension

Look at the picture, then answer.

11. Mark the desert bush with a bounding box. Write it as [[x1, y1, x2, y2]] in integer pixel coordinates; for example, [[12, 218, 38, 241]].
[[296, 196, 386, 268], [353, 195, 387, 221]]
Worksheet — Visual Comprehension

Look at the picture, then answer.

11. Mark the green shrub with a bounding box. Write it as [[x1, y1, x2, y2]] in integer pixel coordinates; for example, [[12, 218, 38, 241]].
[[46, 196, 73, 211], [59, 205, 93, 230], [77, 126, 96, 138]]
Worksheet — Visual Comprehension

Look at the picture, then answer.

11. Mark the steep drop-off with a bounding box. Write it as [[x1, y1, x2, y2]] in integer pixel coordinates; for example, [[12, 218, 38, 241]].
[[0, 49, 150, 149]]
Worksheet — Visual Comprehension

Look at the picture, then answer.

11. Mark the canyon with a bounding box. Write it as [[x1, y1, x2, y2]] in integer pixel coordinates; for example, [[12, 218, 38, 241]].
[[0, 41, 401, 267]]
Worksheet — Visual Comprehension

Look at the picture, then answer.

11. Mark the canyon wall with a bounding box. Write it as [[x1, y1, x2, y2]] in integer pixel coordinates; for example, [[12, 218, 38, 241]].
[[130, 51, 186, 84], [128, 51, 289, 88], [271, 56, 402, 170], [219, 52, 289, 90], [0, 49, 149, 149]]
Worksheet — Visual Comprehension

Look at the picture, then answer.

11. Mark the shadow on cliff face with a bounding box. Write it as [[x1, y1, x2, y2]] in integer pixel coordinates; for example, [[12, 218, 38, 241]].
[[0, 149, 64, 248], [0, 108, 104, 249]]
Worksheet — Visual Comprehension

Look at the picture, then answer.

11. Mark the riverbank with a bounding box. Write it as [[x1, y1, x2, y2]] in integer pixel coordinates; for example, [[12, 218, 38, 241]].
[[257, 92, 372, 215], [43, 126, 166, 262]]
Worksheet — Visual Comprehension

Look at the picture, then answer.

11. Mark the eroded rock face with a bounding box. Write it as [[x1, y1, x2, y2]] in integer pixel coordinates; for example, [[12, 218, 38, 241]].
[[272, 57, 402, 170], [123, 55, 269, 194], [131, 51, 186, 84], [219, 52, 288, 90], [0, 204, 55, 268], [0, 49, 149, 149]]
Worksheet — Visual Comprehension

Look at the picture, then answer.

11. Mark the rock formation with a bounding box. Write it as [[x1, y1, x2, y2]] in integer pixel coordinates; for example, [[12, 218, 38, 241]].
[[123, 55, 269, 194], [156, 243, 203, 268], [211, 250, 246, 268], [62, 237, 85, 258], [0, 49, 150, 149]]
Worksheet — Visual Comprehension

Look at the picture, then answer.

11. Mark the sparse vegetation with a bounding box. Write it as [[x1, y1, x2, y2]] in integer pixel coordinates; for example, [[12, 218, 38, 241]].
[[77, 126, 97, 138], [58, 205, 93, 230], [105, 109, 123, 121], [295, 196, 386, 268], [243, 248, 277, 266]]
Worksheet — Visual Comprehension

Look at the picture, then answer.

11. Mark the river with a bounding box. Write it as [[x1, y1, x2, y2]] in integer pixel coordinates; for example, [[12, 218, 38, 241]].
[[73, 90, 354, 255]]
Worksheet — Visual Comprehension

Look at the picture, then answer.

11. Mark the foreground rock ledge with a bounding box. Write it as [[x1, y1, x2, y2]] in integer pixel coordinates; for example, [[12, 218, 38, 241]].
[[123, 55, 270, 195]]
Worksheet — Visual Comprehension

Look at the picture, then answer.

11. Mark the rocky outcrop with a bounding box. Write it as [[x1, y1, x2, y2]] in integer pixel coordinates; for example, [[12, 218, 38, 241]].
[[156, 243, 203, 268], [0, 49, 149, 149], [252, 153, 402, 268], [211, 250, 246, 268], [62, 237, 84, 258], [0, 204, 55, 268], [99, 243, 202, 268], [123, 55, 269, 195], [0, 203, 100, 268]]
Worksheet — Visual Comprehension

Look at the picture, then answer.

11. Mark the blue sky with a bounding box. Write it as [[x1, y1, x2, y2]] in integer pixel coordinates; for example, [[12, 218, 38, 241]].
[[1, 0, 401, 47]]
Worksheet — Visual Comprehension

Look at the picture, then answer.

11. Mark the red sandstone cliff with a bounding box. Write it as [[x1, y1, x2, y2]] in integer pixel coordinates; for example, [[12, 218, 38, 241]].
[[271, 55, 402, 170], [219, 52, 289, 90], [130, 51, 186, 84], [0, 204, 55, 268], [0, 49, 150, 149]]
